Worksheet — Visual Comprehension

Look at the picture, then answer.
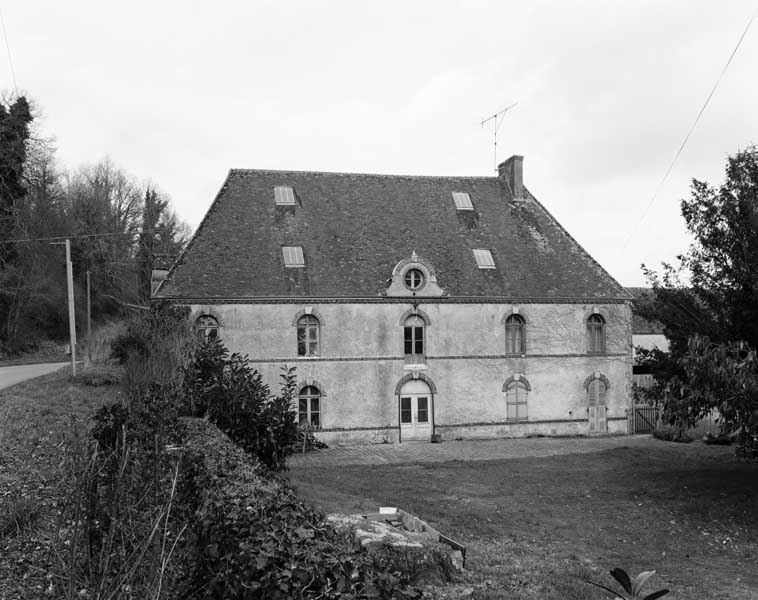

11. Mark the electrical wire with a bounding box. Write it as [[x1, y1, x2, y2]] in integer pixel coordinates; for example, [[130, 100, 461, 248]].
[[0, 226, 177, 244], [622, 6, 758, 250], [0, 7, 17, 96]]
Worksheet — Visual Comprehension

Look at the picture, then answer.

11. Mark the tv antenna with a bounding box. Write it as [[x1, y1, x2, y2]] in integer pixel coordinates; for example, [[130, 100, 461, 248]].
[[480, 102, 517, 172]]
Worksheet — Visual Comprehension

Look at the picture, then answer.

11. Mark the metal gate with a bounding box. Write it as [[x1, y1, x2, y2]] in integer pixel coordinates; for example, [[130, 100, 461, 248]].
[[631, 405, 659, 434]]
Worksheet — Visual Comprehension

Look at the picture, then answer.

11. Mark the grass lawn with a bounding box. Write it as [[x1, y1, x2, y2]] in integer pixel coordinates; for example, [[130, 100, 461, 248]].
[[288, 442, 758, 599], [0, 367, 121, 599]]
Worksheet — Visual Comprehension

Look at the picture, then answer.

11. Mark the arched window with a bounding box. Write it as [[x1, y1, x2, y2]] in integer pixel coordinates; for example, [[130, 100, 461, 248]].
[[403, 315, 425, 363], [505, 314, 526, 355], [587, 314, 606, 354], [298, 386, 321, 428], [505, 380, 528, 422], [297, 315, 320, 356], [196, 315, 219, 341]]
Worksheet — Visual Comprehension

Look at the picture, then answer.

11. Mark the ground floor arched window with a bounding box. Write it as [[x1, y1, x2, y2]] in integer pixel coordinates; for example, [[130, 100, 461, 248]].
[[298, 385, 321, 428], [505, 380, 529, 422]]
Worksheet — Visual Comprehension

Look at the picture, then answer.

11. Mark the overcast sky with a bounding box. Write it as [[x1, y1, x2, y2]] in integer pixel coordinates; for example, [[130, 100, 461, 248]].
[[4, 1, 757, 286]]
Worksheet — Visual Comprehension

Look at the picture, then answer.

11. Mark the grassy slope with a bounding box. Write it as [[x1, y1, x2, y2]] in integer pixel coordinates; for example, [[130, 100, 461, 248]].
[[288, 443, 758, 600], [0, 368, 120, 599]]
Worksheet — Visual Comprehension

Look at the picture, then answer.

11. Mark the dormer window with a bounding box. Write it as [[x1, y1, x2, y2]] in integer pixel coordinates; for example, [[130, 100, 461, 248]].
[[386, 252, 445, 297], [282, 246, 305, 267], [452, 192, 474, 210], [274, 186, 296, 206], [473, 248, 495, 269]]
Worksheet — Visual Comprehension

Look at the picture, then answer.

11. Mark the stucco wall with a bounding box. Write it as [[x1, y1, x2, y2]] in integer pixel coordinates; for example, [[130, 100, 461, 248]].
[[189, 301, 633, 441]]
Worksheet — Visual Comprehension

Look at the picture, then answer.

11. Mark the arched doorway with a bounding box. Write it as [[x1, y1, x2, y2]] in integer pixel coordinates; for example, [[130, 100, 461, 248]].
[[398, 379, 433, 441]]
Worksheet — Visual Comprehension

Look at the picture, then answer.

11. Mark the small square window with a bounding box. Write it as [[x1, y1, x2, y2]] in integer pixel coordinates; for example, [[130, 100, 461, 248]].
[[274, 186, 296, 206], [452, 192, 474, 210], [473, 248, 495, 269], [282, 246, 305, 267]]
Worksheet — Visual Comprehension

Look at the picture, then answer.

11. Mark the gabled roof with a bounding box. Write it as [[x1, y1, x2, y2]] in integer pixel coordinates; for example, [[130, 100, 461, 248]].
[[156, 168, 630, 301]]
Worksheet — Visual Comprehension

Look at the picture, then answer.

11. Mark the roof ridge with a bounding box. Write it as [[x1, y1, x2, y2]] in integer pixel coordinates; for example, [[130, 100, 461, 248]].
[[230, 167, 497, 181]]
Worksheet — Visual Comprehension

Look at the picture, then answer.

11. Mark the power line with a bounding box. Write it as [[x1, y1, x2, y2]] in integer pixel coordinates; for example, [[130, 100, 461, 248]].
[[0, 7, 18, 96], [622, 6, 757, 250], [0, 226, 177, 245]]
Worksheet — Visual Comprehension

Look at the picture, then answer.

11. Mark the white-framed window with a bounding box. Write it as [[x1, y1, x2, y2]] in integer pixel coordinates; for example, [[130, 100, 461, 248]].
[[298, 386, 321, 428], [587, 314, 606, 354], [274, 186, 296, 205], [505, 314, 525, 355], [283, 246, 305, 268], [473, 248, 495, 269], [403, 314, 425, 362], [297, 315, 319, 356], [452, 191, 474, 210], [505, 381, 528, 422], [196, 315, 219, 341]]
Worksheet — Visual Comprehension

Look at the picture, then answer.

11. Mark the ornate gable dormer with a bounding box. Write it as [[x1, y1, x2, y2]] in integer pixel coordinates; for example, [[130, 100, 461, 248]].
[[384, 251, 446, 297]]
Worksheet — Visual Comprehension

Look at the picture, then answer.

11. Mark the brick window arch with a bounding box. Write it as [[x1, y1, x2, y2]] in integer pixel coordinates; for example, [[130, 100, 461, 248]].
[[504, 376, 530, 422]]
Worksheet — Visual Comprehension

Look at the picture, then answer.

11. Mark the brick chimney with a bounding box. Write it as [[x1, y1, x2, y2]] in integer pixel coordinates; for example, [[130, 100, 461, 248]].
[[498, 155, 524, 199]]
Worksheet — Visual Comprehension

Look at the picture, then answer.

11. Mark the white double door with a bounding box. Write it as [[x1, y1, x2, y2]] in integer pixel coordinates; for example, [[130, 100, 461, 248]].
[[399, 380, 432, 441]]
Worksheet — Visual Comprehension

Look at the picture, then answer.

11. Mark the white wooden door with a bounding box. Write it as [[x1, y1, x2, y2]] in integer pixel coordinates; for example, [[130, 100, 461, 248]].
[[400, 395, 431, 440], [398, 380, 433, 441], [588, 379, 608, 433]]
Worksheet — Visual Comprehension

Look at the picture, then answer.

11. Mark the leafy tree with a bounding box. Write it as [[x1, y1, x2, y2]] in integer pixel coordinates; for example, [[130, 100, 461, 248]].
[[0, 96, 32, 261], [667, 336, 758, 445], [136, 188, 189, 302], [641, 146, 758, 438], [641, 146, 758, 354]]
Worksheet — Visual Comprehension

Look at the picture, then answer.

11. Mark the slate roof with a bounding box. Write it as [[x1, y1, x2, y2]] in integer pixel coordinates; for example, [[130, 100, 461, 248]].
[[625, 287, 666, 334], [156, 169, 630, 301]]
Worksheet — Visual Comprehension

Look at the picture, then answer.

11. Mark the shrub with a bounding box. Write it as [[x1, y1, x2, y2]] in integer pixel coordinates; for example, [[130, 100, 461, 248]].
[[111, 304, 196, 401], [186, 339, 299, 471], [110, 330, 149, 364], [652, 426, 693, 443], [703, 432, 733, 445], [181, 337, 228, 416], [56, 386, 195, 599], [189, 466, 422, 599]]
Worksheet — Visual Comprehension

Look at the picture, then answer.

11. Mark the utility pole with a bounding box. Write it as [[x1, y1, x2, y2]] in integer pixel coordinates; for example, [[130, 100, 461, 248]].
[[86, 270, 91, 367], [52, 239, 77, 376]]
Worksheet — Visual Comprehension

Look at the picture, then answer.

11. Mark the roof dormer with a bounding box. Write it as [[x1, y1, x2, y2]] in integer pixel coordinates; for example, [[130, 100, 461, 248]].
[[384, 251, 446, 297]]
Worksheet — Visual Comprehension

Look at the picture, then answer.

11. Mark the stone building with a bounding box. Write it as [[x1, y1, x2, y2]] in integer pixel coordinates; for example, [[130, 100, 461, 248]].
[[155, 155, 633, 443]]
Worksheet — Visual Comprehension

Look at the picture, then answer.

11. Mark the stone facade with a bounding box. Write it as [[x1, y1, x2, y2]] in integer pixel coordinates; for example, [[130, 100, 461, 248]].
[[158, 157, 634, 443], [190, 300, 633, 443]]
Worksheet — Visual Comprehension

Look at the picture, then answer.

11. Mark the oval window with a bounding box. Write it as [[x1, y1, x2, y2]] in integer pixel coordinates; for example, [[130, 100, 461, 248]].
[[404, 268, 425, 291]]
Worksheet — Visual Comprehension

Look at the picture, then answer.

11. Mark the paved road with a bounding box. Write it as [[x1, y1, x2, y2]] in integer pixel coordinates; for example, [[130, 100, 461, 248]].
[[288, 434, 660, 467], [0, 362, 69, 391]]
